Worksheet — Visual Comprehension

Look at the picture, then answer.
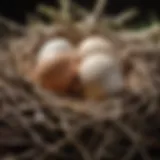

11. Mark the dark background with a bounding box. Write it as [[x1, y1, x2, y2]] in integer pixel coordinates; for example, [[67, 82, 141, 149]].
[[0, 0, 159, 27]]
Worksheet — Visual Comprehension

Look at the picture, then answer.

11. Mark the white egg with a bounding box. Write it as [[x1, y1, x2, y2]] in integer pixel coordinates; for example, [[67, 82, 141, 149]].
[[78, 53, 124, 99], [78, 36, 113, 57], [37, 38, 73, 64]]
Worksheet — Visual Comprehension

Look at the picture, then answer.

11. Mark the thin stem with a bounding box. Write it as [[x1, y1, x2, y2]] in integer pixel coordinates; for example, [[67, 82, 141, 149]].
[[59, 0, 71, 22], [92, 0, 108, 22]]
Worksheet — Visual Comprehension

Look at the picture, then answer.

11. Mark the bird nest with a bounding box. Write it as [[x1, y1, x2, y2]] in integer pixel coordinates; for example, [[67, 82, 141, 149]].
[[1, 1, 160, 160]]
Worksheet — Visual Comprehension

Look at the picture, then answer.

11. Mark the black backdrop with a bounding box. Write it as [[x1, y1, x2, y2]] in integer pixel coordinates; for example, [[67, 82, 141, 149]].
[[0, 0, 159, 25]]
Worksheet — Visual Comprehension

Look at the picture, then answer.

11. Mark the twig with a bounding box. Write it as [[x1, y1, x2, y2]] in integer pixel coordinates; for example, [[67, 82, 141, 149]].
[[114, 8, 139, 27], [78, 0, 107, 32], [59, 0, 71, 22], [92, 0, 108, 22], [4, 92, 46, 150], [0, 16, 24, 33]]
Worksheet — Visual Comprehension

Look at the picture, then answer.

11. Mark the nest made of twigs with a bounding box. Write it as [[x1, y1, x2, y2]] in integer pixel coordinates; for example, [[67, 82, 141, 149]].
[[0, 0, 160, 160]]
